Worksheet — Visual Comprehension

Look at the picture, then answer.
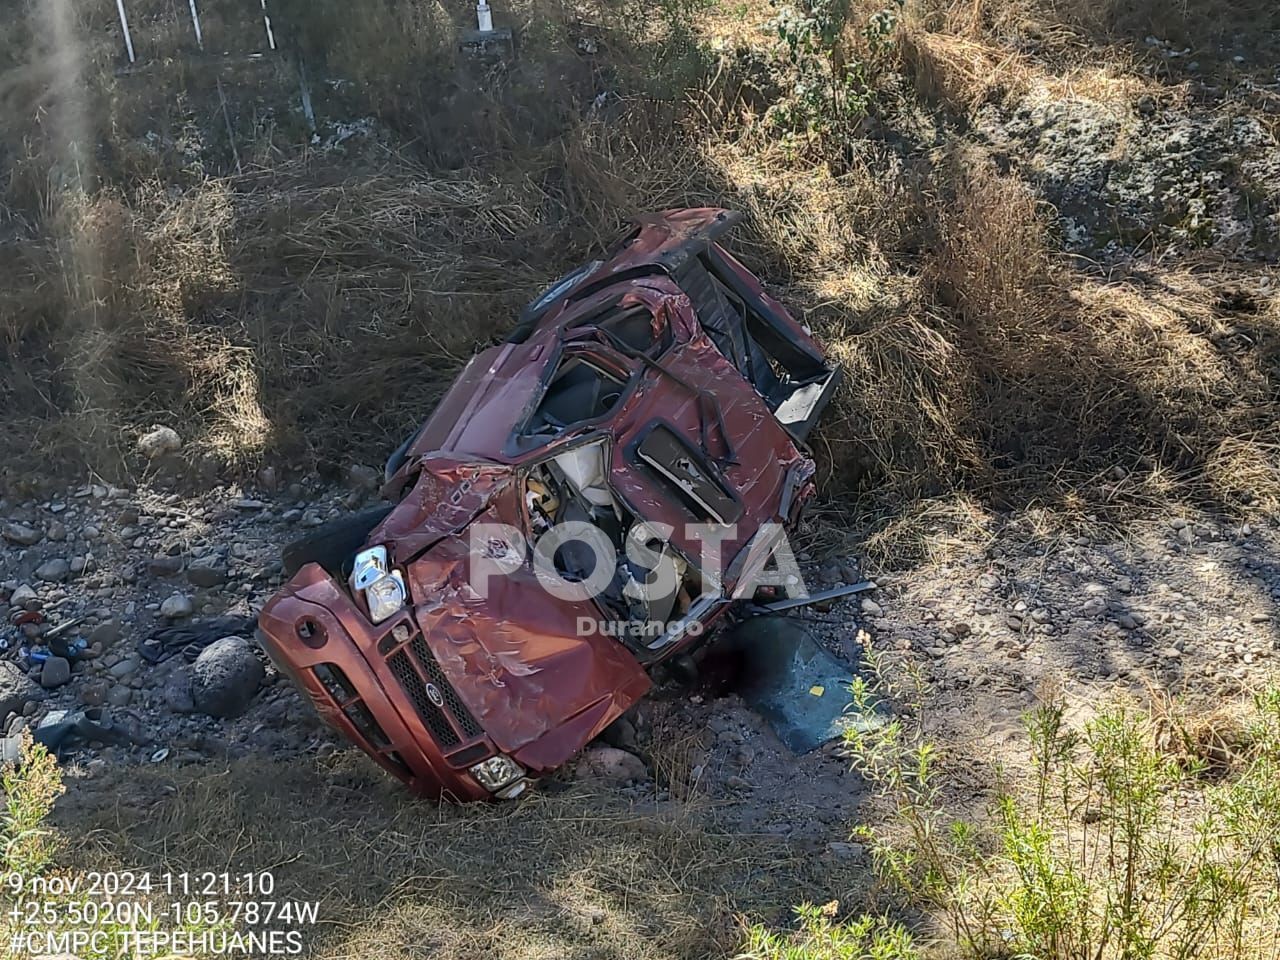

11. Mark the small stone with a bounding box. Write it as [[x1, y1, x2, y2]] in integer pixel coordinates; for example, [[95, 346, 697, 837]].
[[256, 466, 279, 491], [1006, 614, 1024, 630], [10, 585, 38, 608], [725, 775, 752, 792], [827, 841, 865, 860], [108, 657, 139, 680], [35, 558, 70, 583], [69, 556, 87, 575], [1030, 608, 1053, 624], [1081, 597, 1107, 617], [106, 685, 133, 707], [946, 621, 971, 638], [164, 674, 195, 714], [1117, 613, 1140, 631], [80, 683, 108, 707], [46, 520, 68, 542], [860, 598, 883, 617], [186, 559, 228, 588], [39, 657, 72, 689], [1, 522, 42, 546], [138, 425, 182, 458], [817, 564, 841, 586], [1159, 647, 1182, 659], [89, 620, 122, 647], [160, 593, 194, 619], [148, 556, 184, 577]]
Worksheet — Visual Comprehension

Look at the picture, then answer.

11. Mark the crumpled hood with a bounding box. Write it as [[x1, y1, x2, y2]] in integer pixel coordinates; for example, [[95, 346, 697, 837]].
[[372, 455, 512, 567], [400, 485, 650, 771]]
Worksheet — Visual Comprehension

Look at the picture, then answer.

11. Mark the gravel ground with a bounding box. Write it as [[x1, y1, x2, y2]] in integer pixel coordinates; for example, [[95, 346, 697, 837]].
[[3, 468, 1276, 863]]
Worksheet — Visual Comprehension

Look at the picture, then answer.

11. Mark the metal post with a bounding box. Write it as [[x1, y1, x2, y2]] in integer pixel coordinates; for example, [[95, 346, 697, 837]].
[[476, 1, 493, 32], [187, 0, 203, 48], [259, 0, 277, 50], [115, 0, 136, 62]]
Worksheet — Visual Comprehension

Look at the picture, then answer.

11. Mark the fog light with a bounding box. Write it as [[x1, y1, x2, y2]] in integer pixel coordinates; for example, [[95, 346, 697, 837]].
[[469, 755, 524, 791]]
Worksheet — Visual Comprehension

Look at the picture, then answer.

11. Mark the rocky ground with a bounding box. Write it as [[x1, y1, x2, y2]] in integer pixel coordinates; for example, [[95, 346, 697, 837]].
[[976, 88, 1280, 258], [3, 442, 1276, 862]]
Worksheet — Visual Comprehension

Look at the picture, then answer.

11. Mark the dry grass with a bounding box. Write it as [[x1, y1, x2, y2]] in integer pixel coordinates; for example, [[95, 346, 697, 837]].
[[1148, 686, 1265, 776], [58, 754, 832, 959], [2, 0, 1278, 551]]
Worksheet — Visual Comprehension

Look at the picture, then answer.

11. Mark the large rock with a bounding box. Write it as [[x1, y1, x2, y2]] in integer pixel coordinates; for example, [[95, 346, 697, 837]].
[[576, 745, 648, 784], [40, 657, 72, 689], [138, 425, 182, 458], [10, 585, 38, 608], [159, 593, 194, 619], [35, 558, 70, 582], [1, 522, 42, 546], [190, 637, 264, 719], [0, 661, 44, 718]]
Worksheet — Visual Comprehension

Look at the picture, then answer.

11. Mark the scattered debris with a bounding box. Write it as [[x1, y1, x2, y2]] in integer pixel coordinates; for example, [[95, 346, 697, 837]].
[[32, 708, 144, 753]]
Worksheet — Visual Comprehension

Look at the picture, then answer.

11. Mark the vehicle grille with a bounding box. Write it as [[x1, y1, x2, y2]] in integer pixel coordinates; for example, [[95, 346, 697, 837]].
[[407, 636, 484, 739], [387, 648, 460, 747]]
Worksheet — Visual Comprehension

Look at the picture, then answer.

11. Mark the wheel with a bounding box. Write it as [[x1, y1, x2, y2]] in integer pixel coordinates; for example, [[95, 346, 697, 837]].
[[281, 505, 395, 578]]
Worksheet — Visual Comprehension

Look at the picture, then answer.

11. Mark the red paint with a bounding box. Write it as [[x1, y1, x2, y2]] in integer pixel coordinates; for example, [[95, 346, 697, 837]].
[[258, 210, 836, 800]]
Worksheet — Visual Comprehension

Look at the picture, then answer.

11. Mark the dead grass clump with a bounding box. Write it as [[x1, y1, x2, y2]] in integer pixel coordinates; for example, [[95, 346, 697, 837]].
[[898, 29, 1032, 110], [1148, 687, 1262, 776], [927, 159, 1051, 324]]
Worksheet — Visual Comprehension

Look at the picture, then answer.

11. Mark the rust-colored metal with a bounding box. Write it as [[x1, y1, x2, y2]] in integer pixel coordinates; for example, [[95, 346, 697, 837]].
[[258, 209, 839, 800]]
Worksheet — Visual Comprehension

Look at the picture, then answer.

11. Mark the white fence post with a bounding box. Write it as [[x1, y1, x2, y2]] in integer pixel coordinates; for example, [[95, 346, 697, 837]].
[[260, 0, 277, 50], [187, 0, 204, 48], [115, 0, 136, 62]]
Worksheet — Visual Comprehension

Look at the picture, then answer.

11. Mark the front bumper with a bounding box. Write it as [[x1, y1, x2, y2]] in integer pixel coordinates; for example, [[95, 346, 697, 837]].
[[256, 564, 498, 801]]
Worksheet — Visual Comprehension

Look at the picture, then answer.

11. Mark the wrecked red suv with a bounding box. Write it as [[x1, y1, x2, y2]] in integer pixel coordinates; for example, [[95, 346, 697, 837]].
[[257, 209, 841, 800]]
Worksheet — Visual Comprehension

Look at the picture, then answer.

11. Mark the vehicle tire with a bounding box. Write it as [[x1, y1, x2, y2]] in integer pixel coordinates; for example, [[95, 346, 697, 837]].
[[383, 424, 424, 484], [281, 505, 395, 578], [506, 260, 602, 344]]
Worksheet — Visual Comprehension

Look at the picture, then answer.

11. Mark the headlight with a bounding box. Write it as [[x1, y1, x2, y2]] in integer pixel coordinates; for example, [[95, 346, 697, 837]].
[[469, 755, 524, 791], [365, 572, 406, 623], [351, 546, 406, 624]]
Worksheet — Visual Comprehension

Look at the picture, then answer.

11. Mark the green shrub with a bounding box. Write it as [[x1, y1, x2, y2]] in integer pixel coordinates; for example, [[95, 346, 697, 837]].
[[1, 733, 64, 879], [736, 902, 921, 960], [846, 674, 1280, 960], [767, 0, 904, 137]]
